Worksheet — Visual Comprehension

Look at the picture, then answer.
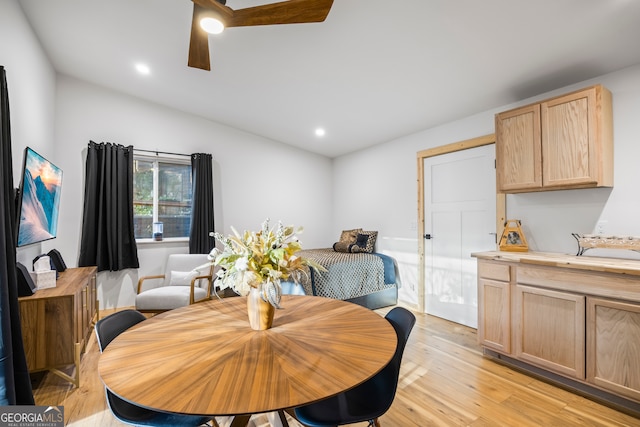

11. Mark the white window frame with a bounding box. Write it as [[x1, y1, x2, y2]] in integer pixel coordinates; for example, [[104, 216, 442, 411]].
[[133, 155, 192, 243]]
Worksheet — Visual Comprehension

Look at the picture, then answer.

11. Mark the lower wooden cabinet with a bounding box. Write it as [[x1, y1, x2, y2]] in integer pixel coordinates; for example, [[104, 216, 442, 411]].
[[475, 253, 640, 411], [477, 260, 511, 353], [18, 266, 98, 387], [514, 285, 585, 379], [587, 297, 640, 401], [478, 278, 511, 353]]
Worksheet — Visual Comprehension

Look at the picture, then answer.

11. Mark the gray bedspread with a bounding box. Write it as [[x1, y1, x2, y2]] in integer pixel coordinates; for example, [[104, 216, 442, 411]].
[[296, 248, 396, 300]]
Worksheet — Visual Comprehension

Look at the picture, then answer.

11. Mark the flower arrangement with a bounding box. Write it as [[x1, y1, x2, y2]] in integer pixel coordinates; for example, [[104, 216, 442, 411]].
[[208, 219, 324, 308]]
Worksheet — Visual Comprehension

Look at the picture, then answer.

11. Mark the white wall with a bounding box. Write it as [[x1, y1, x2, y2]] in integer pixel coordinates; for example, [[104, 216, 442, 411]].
[[7, 0, 640, 311], [333, 63, 640, 308], [52, 76, 333, 308], [1, 0, 58, 267], [3, 0, 333, 310]]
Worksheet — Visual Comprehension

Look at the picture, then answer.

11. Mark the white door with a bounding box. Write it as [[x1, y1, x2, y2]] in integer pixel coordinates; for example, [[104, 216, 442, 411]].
[[423, 144, 496, 328]]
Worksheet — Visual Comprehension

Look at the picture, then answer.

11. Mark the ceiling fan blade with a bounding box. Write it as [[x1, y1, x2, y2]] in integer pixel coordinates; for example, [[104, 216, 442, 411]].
[[188, 3, 211, 70], [193, 0, 235, 21], [228, 0, 334, 27]]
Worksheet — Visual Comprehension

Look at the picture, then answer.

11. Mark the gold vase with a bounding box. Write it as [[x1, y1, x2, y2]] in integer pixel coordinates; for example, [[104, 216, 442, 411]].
[[247, 286, 275, 330]]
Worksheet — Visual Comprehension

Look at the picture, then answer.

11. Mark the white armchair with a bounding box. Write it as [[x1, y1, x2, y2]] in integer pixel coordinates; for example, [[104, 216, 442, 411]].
[[135, 254, 213, 314]]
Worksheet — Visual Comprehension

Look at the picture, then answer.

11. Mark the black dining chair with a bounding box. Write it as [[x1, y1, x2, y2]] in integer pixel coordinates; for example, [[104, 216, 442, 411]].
[[293, 306, 416, 427], [95, 309, 216, 427]]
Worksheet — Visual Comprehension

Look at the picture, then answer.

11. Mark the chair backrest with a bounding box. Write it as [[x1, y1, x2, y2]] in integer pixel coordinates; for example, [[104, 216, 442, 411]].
[[366, 306, 415, 409], [95, 309, 147, 352], [163, 254, 213, 289], [385, 306, 416, 368]]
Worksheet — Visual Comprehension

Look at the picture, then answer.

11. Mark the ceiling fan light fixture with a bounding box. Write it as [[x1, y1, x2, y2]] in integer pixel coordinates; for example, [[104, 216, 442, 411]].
[[188, 0, 335, 71], [200, 17, 225, 34]]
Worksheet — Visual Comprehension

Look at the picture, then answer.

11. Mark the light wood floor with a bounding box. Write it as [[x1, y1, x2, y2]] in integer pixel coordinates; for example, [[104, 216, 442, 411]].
[[31, 306, 640, 427]]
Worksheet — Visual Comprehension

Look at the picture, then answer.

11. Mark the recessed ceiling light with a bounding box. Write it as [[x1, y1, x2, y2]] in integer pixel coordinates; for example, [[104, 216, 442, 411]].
[[315, 128, 326, 137], [135, 63, 151, 75]]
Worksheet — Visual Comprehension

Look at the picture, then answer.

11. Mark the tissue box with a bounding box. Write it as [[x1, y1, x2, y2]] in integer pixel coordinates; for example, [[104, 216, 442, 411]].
[[30, 270, 57, 290]]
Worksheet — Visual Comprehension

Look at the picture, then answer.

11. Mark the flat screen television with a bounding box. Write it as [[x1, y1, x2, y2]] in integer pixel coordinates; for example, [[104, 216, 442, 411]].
[[16, 147, 63, 247]]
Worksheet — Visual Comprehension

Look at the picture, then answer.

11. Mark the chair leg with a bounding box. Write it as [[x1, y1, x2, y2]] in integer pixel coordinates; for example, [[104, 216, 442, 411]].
[[370, 418, 381, 427]]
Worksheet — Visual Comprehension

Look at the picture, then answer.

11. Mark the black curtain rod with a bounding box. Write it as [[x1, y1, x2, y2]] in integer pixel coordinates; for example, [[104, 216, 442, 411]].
[[134, 148, 191, 158]]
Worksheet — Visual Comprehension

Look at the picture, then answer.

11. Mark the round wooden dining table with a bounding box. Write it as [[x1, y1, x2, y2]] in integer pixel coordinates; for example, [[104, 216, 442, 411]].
[[98, 295, 397, 425]]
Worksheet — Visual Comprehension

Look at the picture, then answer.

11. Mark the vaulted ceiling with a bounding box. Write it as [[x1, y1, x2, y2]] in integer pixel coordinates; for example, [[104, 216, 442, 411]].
[[18, 0, 640, 157]]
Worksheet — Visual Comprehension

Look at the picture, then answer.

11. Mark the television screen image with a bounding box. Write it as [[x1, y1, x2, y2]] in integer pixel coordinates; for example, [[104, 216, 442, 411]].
[[17, 147, 63, 247]]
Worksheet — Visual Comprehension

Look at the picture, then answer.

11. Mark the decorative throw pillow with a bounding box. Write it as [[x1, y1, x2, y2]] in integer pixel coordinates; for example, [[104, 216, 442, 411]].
[[169, 270, 198, 286], [354, 233, 369, 247], [361, 231, 378, 253], [333, 241, 351, 253], [350, 231, 378, 253], [339, 228, 362, 244]]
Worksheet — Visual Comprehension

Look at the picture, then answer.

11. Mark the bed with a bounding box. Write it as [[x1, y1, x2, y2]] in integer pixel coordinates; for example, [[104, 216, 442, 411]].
[[294, 248, 399, 310]]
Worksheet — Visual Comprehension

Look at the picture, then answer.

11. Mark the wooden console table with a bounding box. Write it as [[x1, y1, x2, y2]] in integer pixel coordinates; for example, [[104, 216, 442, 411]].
[[18, 266, 99, 387]]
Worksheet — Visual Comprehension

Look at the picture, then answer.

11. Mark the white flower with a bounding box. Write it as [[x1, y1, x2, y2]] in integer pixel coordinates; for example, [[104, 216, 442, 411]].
[[208, 247, 219, 260], [232, 270, 259, 296], [235, 280, 251, 296], [234, 257, 249, 271], [206, 219, 325, 307], [268, 270, 283, 280]]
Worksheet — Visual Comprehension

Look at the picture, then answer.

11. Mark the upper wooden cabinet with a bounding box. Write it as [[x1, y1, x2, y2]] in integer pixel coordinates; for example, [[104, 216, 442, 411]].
[[496, 85, 613, 193]]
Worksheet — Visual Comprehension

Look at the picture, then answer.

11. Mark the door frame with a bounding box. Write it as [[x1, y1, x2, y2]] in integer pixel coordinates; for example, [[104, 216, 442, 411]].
[[416, 134, 506, 314]]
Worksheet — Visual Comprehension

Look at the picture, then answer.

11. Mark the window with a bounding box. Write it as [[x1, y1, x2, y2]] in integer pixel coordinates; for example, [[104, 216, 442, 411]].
[[133, 157, 192, 240]]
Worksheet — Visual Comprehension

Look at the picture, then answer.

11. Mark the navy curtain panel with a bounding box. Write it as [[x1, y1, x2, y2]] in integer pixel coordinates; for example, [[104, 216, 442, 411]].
[[0, 66, 34, 405], [78, 141, 139, 272], [189, 153, 215, 254]]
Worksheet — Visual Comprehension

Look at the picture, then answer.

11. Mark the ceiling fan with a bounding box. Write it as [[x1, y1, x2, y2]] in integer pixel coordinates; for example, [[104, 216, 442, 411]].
[[188, 0, 334, 71]]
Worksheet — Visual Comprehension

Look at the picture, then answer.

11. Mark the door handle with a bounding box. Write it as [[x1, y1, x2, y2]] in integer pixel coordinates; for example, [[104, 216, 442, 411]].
[[424, 234, 432, 240]]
